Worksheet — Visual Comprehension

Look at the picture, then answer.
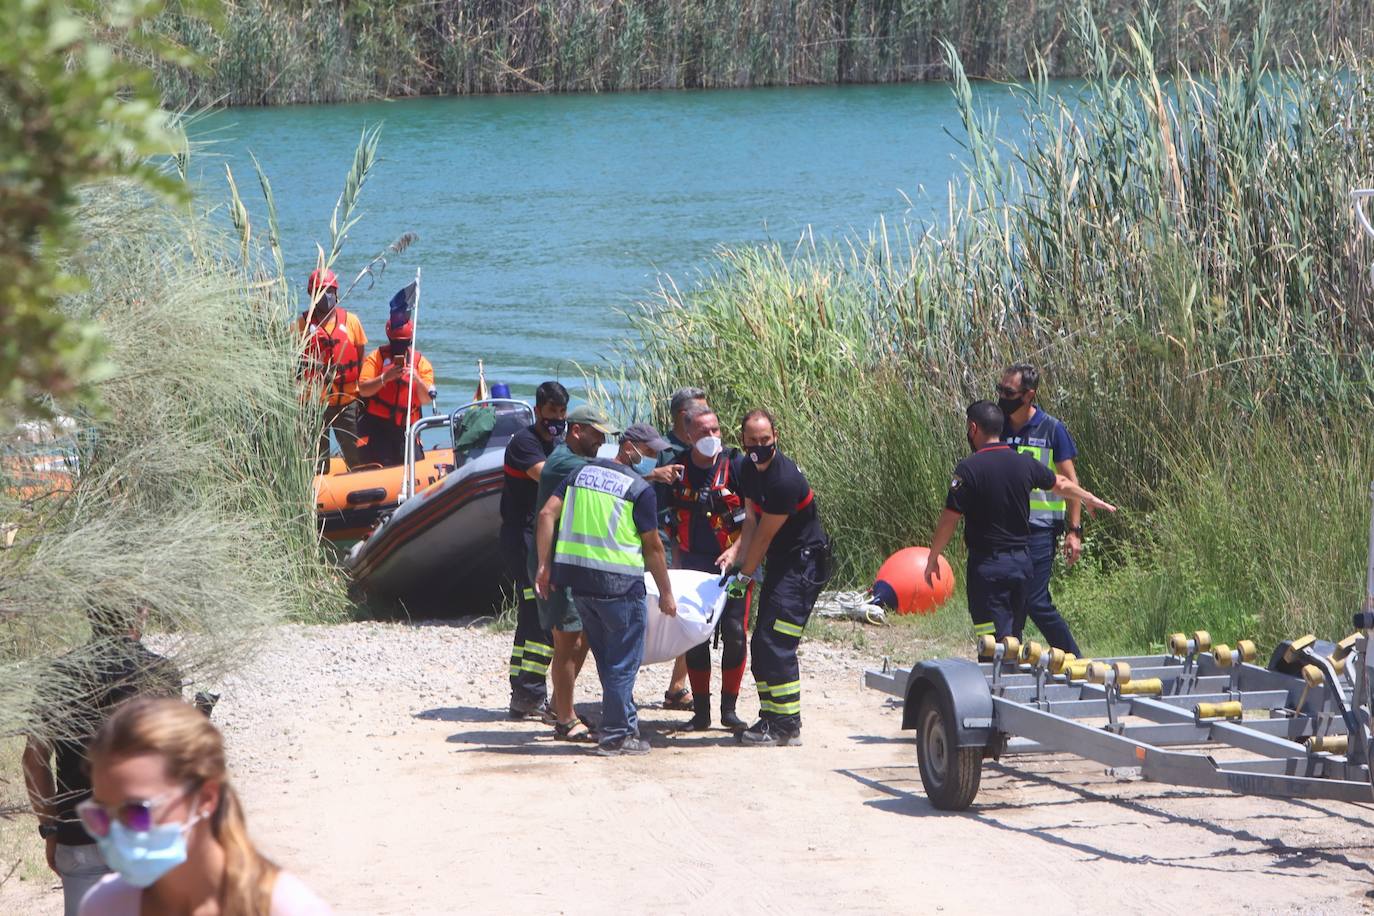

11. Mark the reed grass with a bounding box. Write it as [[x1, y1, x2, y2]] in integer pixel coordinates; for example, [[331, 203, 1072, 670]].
[[146, 0, 1374, 106], [618, 10, 1374, 654], [0, 177, 346, 785]]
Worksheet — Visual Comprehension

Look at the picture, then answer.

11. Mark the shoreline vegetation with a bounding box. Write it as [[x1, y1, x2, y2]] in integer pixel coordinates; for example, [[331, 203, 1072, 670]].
[[618, 11, 1374, 654], [146, 0, 1374, 107]]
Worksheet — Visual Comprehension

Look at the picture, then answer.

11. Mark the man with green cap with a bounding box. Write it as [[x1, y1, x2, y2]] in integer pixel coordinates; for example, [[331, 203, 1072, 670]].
[[529, 406, 666, 740], [534, 406, 677, 756]]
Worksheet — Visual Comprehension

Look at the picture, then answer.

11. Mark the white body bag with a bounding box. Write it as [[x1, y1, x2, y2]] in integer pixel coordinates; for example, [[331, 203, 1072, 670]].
[[641, 568, 727, 665]]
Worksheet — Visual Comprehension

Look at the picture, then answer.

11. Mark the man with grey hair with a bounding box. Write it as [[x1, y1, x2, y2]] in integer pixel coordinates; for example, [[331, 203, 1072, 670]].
[[656, 386, 706, 711]]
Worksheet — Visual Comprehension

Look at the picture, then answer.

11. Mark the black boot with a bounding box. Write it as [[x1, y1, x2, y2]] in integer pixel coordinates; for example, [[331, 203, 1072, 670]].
[[720, 694, 747, 732], [688, 692, 711, 731]]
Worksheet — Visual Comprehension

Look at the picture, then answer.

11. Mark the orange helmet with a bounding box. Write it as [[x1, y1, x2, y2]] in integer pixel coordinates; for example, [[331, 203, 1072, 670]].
[[386, 318, 414, 342], [307, 268, 339, 294]]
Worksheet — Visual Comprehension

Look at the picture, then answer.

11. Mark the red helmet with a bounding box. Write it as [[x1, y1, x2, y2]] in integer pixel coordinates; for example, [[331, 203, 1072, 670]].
[[386, 319, 414, 342], [307, 268, 339, 294]]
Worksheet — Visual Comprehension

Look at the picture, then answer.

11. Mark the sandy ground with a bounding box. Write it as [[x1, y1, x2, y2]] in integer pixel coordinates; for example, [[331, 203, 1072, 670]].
[[5, 622, 1374, 915]]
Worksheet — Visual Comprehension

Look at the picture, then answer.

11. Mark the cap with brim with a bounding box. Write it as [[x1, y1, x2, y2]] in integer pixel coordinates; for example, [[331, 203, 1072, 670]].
[[566, 404, 620, 437], [621, 422, 671, 453]]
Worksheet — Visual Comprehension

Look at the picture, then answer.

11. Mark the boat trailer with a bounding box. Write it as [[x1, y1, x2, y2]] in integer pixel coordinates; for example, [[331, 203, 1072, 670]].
[[864, 622, 1374, 810]]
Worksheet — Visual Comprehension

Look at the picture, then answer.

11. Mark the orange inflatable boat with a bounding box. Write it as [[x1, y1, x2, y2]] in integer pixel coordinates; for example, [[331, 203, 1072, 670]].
[[314, 449, 455, 541]]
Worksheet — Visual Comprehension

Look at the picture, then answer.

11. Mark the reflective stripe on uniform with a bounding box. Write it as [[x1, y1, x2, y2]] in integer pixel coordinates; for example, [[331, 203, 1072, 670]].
[[553, 471, 646, 576], [756, 681, 771, 696], [973, 622, 995, 636], [523, 640, 554, 659], [522, 587, 536, 601], [768, 679, 800, 697], [520, 659, 549, 676], [760, 699, 801, 715], [1011, 417, 1066, 524], [773, 619, 804, 638]]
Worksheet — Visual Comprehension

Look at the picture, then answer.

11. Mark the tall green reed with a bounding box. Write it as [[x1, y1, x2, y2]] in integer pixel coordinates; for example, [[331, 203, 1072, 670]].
[[0, 180, 346, 754], [619, 11, 1374, 650], [147, 0, 1374, 106]]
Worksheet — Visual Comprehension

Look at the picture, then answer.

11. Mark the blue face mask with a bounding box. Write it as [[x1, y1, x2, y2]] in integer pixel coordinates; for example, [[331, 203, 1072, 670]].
[[632, 448, 657, 478], [95, 812, 202, 889]]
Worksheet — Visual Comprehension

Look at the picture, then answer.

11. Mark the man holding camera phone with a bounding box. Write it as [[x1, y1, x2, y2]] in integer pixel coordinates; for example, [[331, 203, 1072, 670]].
[[357, 314, 435, 467]]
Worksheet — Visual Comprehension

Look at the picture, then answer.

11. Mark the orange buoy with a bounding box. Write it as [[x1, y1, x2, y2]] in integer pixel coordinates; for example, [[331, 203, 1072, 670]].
[[872, 546, 955, 615]]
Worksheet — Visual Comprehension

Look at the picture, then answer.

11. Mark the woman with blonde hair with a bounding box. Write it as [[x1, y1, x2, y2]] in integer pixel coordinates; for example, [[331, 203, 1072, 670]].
[[76, 697, 330, 915]]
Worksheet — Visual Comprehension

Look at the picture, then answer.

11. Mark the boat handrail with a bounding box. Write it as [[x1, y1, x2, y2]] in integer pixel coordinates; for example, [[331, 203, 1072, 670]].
[[400, 397, 535, 503]]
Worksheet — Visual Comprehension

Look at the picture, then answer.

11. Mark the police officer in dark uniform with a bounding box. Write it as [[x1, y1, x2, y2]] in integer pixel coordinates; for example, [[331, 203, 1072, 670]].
[[499, 380, 569, 721], [721, 409, 831, 747], [924, 401, 1115, 645]]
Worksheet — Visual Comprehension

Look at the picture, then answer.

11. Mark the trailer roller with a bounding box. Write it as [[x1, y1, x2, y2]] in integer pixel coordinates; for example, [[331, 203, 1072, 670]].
[[1195, 700, 1244, 720], [1307, 734, 1349, 754]]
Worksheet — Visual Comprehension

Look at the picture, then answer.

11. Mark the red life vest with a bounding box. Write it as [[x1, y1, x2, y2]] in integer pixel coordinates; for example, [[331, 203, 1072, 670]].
[[300, 308, 362, 396], [671, 453, 745, 553], [365, 346, 426, 428]]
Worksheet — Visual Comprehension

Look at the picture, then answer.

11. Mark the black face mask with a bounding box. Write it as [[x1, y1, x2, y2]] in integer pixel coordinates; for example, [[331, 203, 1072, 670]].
[[998, 396, 1023, 416], [543, 418, 567, 440], [308, 289, 337, 320], [746, 443, 776, 465]]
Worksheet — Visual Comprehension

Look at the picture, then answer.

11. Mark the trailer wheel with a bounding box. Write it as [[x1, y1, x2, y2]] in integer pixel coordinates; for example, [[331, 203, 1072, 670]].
[[915, 693, 982, 810]]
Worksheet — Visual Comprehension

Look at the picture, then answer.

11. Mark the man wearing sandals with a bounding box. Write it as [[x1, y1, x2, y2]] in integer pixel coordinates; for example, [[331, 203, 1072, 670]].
[[536, 417, 677, 756]]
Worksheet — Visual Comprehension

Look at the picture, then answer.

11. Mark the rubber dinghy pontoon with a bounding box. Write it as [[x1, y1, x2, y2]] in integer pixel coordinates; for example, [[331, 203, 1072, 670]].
[[345, 398, 534, 616], [315, 449, 456, 542]]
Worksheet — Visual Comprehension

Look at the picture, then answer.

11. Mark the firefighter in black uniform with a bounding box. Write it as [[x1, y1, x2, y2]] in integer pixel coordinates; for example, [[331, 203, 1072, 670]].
[[499, 380, 569, 721], [671, 404, 750, 732], [721, 409, 831, 747], [924, 401, 1115, 645]]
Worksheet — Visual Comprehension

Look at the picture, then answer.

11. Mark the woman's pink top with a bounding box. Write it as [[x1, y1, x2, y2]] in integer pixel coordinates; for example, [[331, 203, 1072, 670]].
[[80, 870, 333, 915]]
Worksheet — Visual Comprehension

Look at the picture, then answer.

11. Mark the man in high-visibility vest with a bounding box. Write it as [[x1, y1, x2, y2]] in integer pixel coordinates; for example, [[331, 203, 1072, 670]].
[[999, 363, 1085, 654], [294, 268, 367, 471], [534, 409, 677, 757], [356, 315, 434, 467]]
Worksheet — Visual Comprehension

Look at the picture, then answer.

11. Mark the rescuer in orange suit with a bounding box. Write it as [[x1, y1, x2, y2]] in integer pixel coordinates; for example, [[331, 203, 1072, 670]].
[[356, 315, 434, 468]]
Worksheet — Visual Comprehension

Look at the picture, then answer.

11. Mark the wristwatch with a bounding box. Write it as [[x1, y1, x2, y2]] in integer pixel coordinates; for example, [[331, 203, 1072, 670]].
[[1067, 525, 1084, 536]]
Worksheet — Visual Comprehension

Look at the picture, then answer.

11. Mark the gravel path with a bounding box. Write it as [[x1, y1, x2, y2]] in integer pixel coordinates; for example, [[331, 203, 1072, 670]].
[[7, 622, 1373, 915]]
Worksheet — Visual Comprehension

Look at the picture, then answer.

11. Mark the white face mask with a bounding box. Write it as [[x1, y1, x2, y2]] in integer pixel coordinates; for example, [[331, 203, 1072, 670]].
[[694, 435, 722, 459]]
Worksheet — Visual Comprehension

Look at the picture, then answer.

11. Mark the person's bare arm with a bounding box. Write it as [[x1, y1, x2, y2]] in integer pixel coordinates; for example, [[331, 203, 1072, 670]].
[[22, 737, 55, 821], [22, 736, 60, 875], [642, 530, 676, 616], [1051, 474, 1115, 514], [1055, 457, 1083, 565], [923, 509, 962, 585], [534, 496, 562, 598], [526, 460, 546, 481]]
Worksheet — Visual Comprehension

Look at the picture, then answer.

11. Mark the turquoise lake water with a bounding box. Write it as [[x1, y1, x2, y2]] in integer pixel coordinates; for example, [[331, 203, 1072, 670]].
[[195, 82, 1035, 401]]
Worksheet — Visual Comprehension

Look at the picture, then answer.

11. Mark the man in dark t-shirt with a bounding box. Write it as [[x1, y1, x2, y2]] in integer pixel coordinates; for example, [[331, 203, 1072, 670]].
[[925, 401, 1115, 647], [720, 409, 831, 747], [22, 606, 182, 916], [498, 380, 568, 721]]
